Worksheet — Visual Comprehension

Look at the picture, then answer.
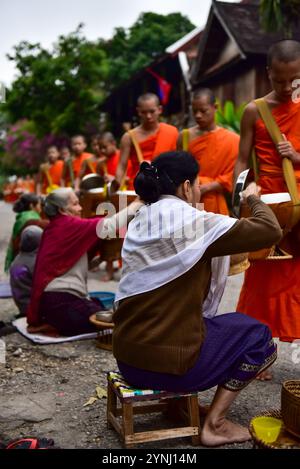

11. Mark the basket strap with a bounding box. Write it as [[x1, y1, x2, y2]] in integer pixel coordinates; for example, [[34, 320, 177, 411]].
[[87, 158, 96, 174], [182, 128, 189, 151], [255, 98, 300, 231], [67, 158, 75, 188], [41, 163, 53, 187], [128, 130, 144, 164]]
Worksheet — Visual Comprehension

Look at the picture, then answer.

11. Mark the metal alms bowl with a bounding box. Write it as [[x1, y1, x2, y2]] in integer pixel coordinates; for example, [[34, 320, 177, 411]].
[[80, 174, 105, 192]]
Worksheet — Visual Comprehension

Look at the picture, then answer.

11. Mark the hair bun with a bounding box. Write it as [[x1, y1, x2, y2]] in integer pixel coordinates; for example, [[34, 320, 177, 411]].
[[43, 199, 59, 218], [140, 161, 159, 180], [134, 162, 161, 204], [140, 161, 150, 171], [13, 193, 40, 213]]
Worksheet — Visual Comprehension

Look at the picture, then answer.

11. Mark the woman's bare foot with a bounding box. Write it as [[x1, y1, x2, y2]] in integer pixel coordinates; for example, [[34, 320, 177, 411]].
[[255, 368, 273, 381], [101, 261, 114, 281], [101, 272, 114, 282], [199, 404, 210, 417], [201, 418, 251, 447], [27, 324, 60, 337]]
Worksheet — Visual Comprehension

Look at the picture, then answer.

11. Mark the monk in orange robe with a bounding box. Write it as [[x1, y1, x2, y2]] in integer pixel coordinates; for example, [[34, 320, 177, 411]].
[[3, 180, 16, 203], [234, 39, 300, 379], [178, 89, 239, 215], [77, 134, 107, 185], [36, 146, 64, 195], [114, 93, 178, 190], [98, 132, 120, 180], [24, 175, 35, 193], [62, 135, 92, 190], [59, 145, 71, 162]]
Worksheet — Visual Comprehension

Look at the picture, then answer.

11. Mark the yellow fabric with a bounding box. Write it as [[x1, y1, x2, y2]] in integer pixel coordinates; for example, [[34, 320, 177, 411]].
[[87, 159, 96, 174], [42, 164, 52, 187], [42, 164, 59, 193], [182, 128, 189, 152], [128, 130, 144, 164]]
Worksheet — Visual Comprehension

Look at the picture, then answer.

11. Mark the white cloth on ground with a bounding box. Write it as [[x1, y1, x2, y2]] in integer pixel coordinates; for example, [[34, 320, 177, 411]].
[[12, 317, 98, 344]]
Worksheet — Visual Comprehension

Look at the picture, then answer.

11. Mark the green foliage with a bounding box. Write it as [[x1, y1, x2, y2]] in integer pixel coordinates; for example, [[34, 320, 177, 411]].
[[0, 173, 6, 190], [259, 0, 300, 38], [215, 100, 246, 134], [3, 12, 195, 172], [5, 13, 195, 139], [5, 25, 108, 137], [104, 12, 195, 87]]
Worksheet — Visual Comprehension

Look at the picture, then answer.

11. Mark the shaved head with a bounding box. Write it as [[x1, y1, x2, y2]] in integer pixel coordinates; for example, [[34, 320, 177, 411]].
[[100, 132, 115, 143], [137, 93, 160, 107], [91, 134, 101, 142], [267, 40, 300, 67], [71, 134, 86, 143], [47, 145, 58, 152], [192, 88, 216, 105]]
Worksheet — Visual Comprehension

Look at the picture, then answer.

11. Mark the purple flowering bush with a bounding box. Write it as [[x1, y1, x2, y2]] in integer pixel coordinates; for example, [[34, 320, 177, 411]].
[[1, 120, 68, 173]]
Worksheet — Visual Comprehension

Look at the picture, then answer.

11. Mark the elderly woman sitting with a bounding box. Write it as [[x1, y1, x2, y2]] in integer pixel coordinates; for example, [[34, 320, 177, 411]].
[[27, 188, 142, 336]]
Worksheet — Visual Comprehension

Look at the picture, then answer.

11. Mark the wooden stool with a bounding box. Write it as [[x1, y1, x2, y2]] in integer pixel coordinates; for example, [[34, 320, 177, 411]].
[[107, 371, 201, 448], [89, 314, 114, 351]]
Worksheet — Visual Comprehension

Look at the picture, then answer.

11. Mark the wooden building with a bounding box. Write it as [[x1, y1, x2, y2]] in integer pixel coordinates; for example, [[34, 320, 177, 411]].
[[191, 0, 300, 105], [102, 0, 300, 136]]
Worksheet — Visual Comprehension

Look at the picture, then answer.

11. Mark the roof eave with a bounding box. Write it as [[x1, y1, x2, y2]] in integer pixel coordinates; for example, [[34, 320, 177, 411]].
[[213, 1, 247, 60], [192, 55, 244, 87], [191, 1, 247, 82]]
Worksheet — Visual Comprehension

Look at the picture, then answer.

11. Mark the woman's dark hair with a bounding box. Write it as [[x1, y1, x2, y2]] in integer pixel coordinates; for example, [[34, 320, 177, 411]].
[[134, 151, 199, 204], [13, 193, 40, 213]]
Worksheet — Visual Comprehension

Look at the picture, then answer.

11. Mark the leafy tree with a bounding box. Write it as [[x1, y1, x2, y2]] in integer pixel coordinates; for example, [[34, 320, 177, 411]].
[[105, 12, 195, 87], [259, 0, 300, 38], [3, 12, 195, 173], [5, 25, 109, 137]]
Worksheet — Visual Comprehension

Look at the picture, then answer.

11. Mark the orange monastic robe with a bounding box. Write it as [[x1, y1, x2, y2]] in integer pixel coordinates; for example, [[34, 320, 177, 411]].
[[64, 153, 92, 186], [127, 123, 178, 189], [41, 160, 64, 193], [188, 127, 239, 215], [3, 183, 15, 203], [107, 150, 120, 177], [81, 157, 98, 177], [237, 100, 300, 341]]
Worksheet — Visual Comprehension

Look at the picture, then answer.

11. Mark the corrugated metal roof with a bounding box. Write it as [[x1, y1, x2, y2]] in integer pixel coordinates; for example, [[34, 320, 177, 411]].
[[166, 27, 203, 54]]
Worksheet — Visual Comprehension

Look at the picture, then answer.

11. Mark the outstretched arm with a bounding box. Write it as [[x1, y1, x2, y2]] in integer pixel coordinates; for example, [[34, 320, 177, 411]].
[[97, 197, 143, 239], [203, 183, 282, 260]]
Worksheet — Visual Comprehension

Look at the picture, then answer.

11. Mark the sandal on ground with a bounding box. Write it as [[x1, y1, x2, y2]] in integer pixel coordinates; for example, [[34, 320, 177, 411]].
[[4, 437, 55, 449]]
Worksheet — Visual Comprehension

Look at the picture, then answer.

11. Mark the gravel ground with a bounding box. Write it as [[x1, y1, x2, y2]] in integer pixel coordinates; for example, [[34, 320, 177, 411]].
[[0, 200, 298, 449]]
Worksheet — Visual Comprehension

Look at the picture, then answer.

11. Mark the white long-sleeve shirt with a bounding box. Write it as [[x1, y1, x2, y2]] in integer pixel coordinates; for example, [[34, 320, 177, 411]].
[[45, 200, 143, 297]]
